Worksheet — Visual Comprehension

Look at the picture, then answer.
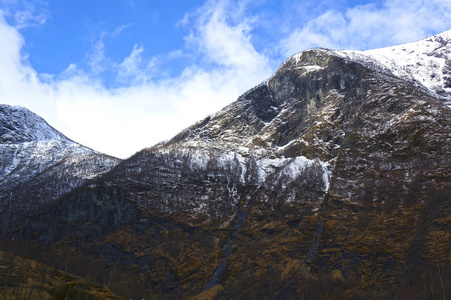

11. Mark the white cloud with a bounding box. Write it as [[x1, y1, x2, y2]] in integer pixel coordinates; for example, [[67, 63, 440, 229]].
[[116, 44, 159, 85], [280, 0, 451, 57], [0, 1, 272, 159], [184, 0, 266, 69], [0, 12, 49, 106]]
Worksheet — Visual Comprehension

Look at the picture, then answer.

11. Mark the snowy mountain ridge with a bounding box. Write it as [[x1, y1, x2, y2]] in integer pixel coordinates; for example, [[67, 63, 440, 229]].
[[0, 104, 121, 221], [168, 30, 451, 159], [361, 30, 450, 105], [0, 105, 69, 143], [288, 30, 451, 107]]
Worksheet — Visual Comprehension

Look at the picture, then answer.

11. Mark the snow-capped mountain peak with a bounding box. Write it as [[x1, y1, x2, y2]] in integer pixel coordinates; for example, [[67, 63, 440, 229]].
[[0, 104, 121, 221], [338, 30, 451, 107], [0, 105, 68, 144]]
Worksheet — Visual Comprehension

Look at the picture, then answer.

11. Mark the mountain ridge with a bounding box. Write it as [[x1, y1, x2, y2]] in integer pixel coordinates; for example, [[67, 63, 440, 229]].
[[0, 104, 121, 226], [0, 104, 69, 143]]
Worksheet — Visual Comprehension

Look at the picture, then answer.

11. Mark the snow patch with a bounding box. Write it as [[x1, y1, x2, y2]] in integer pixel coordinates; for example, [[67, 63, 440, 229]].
[[280, 156, 312, 180]]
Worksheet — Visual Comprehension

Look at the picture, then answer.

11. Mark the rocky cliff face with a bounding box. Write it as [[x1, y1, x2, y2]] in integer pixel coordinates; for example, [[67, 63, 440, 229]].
[[7, 31, 451, 299], [0, 105, 121, 225]]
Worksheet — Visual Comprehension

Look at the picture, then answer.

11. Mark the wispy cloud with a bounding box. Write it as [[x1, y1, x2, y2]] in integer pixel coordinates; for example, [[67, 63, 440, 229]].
[[184, 0, 267, 71], [116, 44, 159, 84], [86, 34, 108, 74], [0, 0, 48, 29], [111, 23, 130, 37]]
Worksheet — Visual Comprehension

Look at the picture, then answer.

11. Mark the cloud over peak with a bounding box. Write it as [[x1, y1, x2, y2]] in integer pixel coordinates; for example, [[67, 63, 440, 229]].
[[280, 0, 451, 57]]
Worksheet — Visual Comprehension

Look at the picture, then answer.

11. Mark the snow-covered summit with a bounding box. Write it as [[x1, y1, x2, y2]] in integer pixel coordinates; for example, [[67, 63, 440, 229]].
[[0, 105, 70, 144], [0, 104, 121, 221], [285, 30, 451, 107], [338, 30, 451, 107]]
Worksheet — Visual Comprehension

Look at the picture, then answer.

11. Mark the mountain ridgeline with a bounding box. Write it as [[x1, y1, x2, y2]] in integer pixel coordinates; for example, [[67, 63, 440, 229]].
[[0, 105, 121, 227], [2, 31, 451, 299]]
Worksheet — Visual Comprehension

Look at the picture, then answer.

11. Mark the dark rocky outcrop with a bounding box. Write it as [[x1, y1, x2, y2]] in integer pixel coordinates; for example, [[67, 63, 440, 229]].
[[16, 186, 136, 245]]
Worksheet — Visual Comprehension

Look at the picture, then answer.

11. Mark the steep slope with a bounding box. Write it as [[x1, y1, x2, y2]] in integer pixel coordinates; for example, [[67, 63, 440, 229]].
[[9, 31, 451, 299], [348, 29, 451, 107], [0, 105, 121, 226]]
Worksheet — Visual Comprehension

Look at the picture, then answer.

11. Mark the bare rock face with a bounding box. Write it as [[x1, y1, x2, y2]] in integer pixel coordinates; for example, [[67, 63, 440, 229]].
[[7, 31, 451, 299]]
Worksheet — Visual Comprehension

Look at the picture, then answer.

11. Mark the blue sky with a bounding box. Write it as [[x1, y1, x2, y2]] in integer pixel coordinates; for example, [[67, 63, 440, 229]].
[[1, 0, 450, 158]]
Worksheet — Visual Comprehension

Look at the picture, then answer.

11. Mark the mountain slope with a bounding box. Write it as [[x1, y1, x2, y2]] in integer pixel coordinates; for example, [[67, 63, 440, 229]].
[[0, 105, 121, 226], [0, 251, 124, 299], [8, 31, 451, 299]]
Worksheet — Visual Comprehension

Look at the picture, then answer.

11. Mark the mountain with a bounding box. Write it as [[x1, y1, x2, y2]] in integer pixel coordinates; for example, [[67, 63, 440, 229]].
[[6, 31, 451, 299], [0, 105, 121, 227]]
